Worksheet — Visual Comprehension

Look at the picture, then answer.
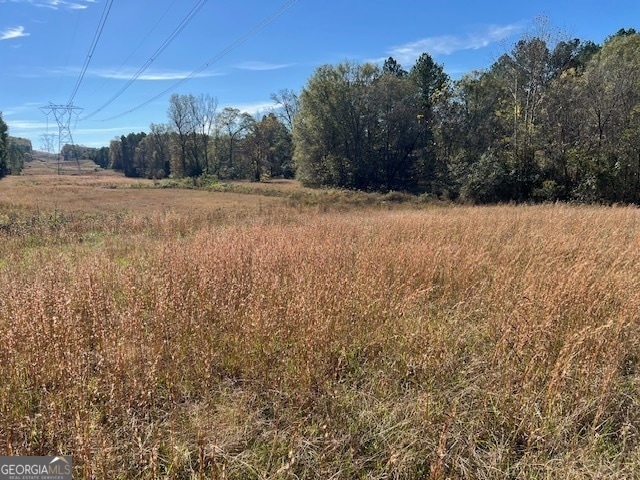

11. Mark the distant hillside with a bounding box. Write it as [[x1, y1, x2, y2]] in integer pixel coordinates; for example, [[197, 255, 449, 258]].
[[9, 136, 32, 151], [24, 149, 111, 176]]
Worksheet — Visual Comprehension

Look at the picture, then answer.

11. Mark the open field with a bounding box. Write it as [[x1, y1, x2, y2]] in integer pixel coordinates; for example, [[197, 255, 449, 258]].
[[0, 174, 289, 216], [23, 152, 114, 177], [1, 171, 640, 478]]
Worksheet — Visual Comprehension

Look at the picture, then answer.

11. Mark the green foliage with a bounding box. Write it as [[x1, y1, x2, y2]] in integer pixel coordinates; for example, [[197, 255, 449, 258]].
[[294, 59, 432, 191], [104, 25, 640, 205], [94, 146, 109, 168], [60, 144, 107, 171], [460, 151, 515, 203], [441, 27, 640, 204], [382, 56, 407, 77], [0, 112, 8, 178], [244, 113, 293, 181], [533, 179, 562, 202], [6, 136, 31, 174], [409, 53, 449, 112], [119, 132, 147, 177]]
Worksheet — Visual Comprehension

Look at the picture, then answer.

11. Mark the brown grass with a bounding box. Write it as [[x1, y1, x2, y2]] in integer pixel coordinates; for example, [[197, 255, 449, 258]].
[[0, 174, 287, 215], [23, 154, 113, 176], [0, 175, 639, 478]]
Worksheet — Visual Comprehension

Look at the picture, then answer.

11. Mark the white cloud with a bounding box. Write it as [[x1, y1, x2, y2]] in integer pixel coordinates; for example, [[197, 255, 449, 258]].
[[91, 68, 221, 81], [1, 102, 42, 116], [0, 0, 93, 10], [0, 25, 30, 40], [223, 100, 277, 115], [6, 119, 49, 130], [6, 119, 147, 142], [73, 125, 148, 135], [386, 23, 524, 65], [34, 0, 65, 10], [36, 66, 220, 81], [235, 61, 293, 71]]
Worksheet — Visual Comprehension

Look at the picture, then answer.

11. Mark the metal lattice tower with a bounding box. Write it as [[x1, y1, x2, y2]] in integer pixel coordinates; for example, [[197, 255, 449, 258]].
[[40, 103, 84, 174], [39, 133, 56, 154], [39, 110, 56, 154]]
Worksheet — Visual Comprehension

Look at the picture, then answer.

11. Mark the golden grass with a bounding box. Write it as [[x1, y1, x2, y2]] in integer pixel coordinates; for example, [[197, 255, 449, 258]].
[[0, 175, 639, 478], [0, 174, 286, 215], [23, 155, 112, 176]]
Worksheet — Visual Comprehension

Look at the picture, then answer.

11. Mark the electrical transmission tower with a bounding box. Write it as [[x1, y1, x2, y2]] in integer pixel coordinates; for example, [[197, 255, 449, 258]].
[[39, 133, 56, 154], [39, 103, 84, 174], [39, 109, 56, 153]]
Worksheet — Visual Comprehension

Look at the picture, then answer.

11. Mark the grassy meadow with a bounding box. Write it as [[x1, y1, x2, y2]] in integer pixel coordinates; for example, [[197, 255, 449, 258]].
[[1, 167, 640, 478]]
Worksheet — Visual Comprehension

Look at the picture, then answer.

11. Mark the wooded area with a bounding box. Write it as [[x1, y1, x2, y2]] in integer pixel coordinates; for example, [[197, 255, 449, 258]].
[[0, 113, 31, 177], [293, 27, 640, 203], [3, 26, 639, 204]]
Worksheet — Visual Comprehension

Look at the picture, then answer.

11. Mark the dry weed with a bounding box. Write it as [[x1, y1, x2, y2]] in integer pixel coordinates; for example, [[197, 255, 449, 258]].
[[0, 196, 639, 478]]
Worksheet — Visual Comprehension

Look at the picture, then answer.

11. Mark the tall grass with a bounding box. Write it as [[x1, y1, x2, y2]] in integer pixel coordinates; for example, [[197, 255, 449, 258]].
[[1, 202, 639, 478]]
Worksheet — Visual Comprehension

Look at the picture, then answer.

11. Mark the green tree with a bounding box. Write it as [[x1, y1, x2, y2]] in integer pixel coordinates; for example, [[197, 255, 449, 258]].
[[382, 56, 408, 78], [410, 53, 449, 112], [134, 135, 153, 178], [0, 113, 9, 177], [409, 53, 450, 192], [460, 150, 515, 203], [579, 32, 640, 201], [294, 60, 433, 191], [537, 40, 600, 200], [442, 70, 511, 197], [369, 71, 423, 190], [243, 113, 293, 181], [91, 146, 110, 169], [121, 133, 145, 177], [294, 61, 379, 188], [7, 136, 31, 174]]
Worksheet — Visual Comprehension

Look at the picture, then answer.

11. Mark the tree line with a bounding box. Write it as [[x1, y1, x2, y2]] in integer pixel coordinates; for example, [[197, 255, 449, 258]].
[[13, 24, 638, 204], [0, 113, 31, 177], [295, 27, 640, 203], [106, 92, 295, 182], [100, 26, 640, 203]]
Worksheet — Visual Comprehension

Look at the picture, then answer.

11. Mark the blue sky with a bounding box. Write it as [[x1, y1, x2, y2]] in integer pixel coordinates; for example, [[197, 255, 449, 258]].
[[1, 0, 638, 149]]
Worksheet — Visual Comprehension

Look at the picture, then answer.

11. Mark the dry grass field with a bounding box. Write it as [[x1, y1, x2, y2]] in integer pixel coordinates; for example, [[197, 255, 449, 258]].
[[1, 165, 640, 478]]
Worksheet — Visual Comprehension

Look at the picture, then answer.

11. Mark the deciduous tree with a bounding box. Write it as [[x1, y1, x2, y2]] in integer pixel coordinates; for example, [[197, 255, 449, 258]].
[[217, 107, 253, 176], [243, 113, 293, 181]]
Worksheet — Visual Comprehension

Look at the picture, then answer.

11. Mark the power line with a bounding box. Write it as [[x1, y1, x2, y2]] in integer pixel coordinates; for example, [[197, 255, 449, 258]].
[[68, 0, 114, 105], [58, 7, 82, 100], [83, 0, 179, 100], [39, 103, 84, 173], [101, 0, 299, 122], [83, 0, 208, 120], [39, 0, 112, 170]]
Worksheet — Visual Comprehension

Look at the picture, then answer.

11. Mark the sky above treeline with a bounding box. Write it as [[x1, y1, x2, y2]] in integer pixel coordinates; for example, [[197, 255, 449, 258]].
[[1, 0, 638, 148]]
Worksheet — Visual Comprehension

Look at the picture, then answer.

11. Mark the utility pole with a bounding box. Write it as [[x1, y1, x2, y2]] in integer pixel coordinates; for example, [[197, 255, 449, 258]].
[[39, 103, 83, 174]]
